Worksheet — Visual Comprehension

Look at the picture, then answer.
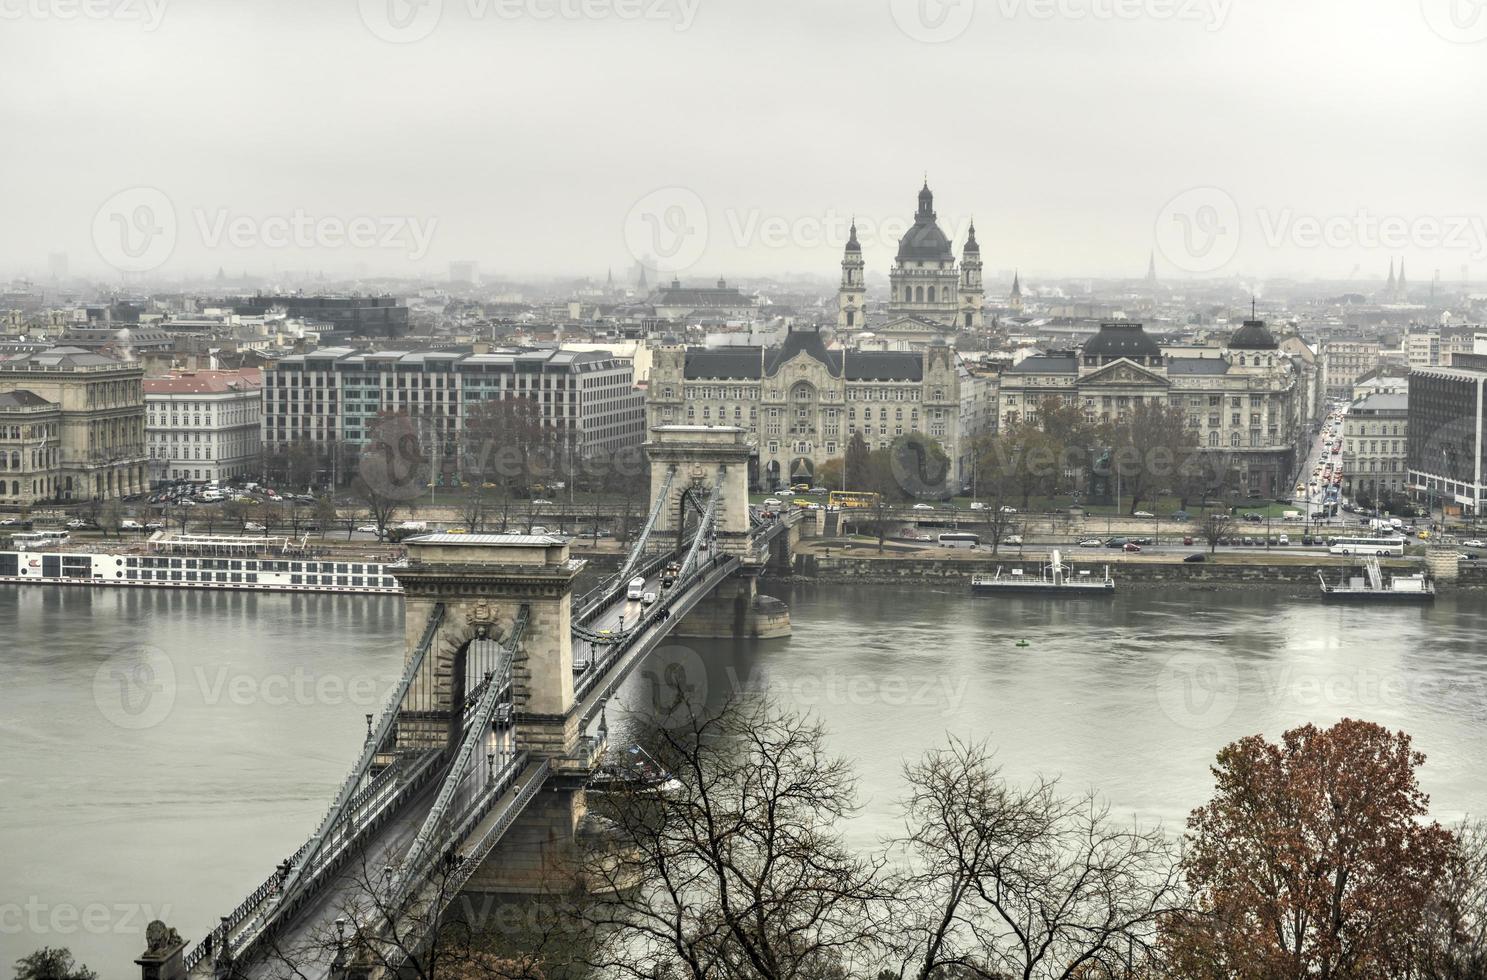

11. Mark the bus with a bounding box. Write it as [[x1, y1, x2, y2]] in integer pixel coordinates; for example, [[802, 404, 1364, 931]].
[[1328, 536, 1405, 556], [827, 490, 880, 510], [937, 532, 981, 549]]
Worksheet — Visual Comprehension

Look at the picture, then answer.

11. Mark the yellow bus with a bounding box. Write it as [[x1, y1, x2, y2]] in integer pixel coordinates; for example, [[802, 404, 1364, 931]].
[[828, 490, 880, 510]]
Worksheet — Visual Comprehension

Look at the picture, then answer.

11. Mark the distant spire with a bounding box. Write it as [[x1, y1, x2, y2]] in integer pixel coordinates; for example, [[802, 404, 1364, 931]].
[[963, 220, 979, 253], [845, 219, 861, 253], [1386, 259, 1396, 290], [1146, 251, 1158, 284], [916, 178, 934, 219]]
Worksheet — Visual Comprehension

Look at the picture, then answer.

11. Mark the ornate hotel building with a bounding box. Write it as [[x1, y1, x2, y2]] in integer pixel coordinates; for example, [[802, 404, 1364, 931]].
[[996, 320, 1311, 497]]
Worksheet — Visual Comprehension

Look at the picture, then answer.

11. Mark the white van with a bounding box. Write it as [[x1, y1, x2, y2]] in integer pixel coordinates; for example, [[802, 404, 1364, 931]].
[[627, 576, 646, 600]]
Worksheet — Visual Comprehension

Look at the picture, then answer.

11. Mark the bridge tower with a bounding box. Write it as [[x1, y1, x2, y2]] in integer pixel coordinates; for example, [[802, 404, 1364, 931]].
[[646, 425, 791, 639], [392, 534, 584, 758], [646, 424, 754, 556]]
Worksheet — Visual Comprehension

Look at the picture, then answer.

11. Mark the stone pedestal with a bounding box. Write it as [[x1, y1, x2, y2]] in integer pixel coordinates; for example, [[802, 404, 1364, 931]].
[[459, 787, 586, 895], [1427, 547, 1460, 583], [672, 573, 791, 640], [135, 922, 186, 980]]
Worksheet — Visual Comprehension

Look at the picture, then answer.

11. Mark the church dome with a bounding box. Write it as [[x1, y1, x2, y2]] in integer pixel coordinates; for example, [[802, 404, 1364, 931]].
[[896, 181, 954, 262], [1228, 319, 1279, 350], [1083, 322, 1161, 360]]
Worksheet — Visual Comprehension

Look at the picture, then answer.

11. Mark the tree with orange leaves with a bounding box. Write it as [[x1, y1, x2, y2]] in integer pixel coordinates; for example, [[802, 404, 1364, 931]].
[[1164, 718, 1459, 978]]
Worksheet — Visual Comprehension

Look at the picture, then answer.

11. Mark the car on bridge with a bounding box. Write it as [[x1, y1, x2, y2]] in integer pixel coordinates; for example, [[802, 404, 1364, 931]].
[[1123, 542, 1142, 553], [1133, 510, 1154, 518], [1078, 538, 1103, 547], [642, 591, 658, 605], [912, 503, 934, 511]]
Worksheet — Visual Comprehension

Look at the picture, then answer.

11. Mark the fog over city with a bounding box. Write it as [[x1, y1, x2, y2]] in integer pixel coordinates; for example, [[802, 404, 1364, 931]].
[[8, 4, 1487, 980], [4, 0, 1487, 283]]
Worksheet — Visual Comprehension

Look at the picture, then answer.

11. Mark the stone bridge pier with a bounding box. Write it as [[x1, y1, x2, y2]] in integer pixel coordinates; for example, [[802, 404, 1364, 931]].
[[391, 534, 592, 895], [646, 425, 791, 639]]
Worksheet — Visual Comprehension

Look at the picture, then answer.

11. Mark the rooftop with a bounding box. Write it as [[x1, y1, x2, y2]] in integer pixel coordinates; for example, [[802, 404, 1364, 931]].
[[143, 369, 263, 395]]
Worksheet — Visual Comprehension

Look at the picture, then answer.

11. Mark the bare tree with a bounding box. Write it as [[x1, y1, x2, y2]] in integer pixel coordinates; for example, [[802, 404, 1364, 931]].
[[581, 696, 884, 980], [1199, 513, 1233, 555], [885, 738, 1183, 980], [314, 494, 339, 540], [1416, 819, 1487, 979], [352, 476, 402, 543], [459, 488, 488, 534]]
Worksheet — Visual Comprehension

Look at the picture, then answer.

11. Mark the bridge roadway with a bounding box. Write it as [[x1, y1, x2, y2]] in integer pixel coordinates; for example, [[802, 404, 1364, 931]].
[[202, 518, 788, 979]]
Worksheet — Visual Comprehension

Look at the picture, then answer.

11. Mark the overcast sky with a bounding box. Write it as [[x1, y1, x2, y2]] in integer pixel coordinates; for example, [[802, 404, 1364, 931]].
[[3, 0, 1485, 285]]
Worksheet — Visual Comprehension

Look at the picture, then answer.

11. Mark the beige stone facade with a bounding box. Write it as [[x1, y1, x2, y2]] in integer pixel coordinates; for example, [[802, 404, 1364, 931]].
[[647, 326, 960, 491], [0, 347, 147, 501]]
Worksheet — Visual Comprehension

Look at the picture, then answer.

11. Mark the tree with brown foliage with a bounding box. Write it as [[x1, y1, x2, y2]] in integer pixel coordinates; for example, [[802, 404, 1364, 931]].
[[1165, 718, 1458, 978]]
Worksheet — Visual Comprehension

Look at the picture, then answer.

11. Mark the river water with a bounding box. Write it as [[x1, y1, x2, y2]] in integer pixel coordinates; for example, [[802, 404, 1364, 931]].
[[3, 582, 1485, 976]]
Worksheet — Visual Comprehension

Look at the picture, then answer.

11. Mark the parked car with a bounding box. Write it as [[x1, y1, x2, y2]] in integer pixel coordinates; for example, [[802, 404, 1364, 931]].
[[1105, 537, 1129, 548], [1005, 535, 1023, 546], [1123, 542, 1142, 553], [1078, 538, 1103, 548], [356, 524, 380, 534], [120, 519, 144, 530], [144, 521, 165, 531], [1183, 553, 1207, 563], [1133, 510, 1154, 518], [1462, 539, 1486, 548]]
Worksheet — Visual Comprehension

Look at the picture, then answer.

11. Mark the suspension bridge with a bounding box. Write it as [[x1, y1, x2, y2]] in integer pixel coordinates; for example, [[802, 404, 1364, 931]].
[[135, 426, 800, 980]]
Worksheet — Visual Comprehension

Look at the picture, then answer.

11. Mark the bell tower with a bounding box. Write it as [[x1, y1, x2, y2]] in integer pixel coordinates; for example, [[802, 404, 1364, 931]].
[[958, 221, 984, 330], [837, 220, 866, 331]]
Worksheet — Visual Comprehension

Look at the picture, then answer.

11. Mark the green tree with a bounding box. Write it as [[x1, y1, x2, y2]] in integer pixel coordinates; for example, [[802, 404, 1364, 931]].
[[844, 431, 871, 491], [1107, 402, 1197, 515], [13, 947, 97, 980]]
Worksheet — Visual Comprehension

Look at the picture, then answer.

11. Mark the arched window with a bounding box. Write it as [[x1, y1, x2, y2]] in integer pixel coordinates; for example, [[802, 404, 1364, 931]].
[[1208, 431, 1219, 447], [1230, 433, 1240, 448], [943, 286, 952, 302]]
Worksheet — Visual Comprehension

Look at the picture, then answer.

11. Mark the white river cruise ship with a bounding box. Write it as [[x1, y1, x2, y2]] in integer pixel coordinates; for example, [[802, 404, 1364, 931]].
[[0, 532, 405, 595]]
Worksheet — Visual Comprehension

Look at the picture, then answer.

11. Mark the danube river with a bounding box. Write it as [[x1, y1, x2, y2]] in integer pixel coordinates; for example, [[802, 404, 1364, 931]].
[[3, 583, 1485, 976]]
